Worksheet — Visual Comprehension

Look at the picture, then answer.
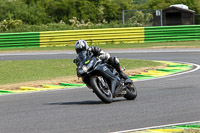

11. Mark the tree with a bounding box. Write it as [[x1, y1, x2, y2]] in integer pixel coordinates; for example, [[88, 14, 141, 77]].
[[98, 0, 135, 23], [0, 0, 49, 24], [133, 0, 147, 5]]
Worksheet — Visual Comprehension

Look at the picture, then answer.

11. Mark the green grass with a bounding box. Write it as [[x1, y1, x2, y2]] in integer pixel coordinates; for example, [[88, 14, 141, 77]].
[[119, 59, 161, 70], [0, 59, 163, 85], [1, 40, 200, 52], [0, 59, 76, 85], [183, 129, 200, 133]]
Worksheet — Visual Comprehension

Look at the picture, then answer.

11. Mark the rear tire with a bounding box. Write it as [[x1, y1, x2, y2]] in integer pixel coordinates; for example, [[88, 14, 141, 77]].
[[90, 76, 113, 103], [124, 83, 137, 100]]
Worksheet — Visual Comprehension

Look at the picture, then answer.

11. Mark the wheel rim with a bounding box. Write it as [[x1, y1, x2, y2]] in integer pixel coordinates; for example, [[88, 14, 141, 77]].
[[97, 80, 112, 98]]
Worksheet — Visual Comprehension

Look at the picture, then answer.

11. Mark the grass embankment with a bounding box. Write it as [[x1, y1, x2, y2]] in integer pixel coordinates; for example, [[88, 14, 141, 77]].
[[0, 40, 200, 53], [0, 59, 164, 89], [182, 129, 200, 133]]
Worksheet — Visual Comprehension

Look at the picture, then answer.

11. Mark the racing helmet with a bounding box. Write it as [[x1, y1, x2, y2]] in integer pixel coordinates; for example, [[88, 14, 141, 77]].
[[75, 40, 89, 54]]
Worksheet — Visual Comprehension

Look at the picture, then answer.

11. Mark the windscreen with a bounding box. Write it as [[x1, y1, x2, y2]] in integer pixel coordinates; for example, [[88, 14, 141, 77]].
[[78, 51, 88, 63]]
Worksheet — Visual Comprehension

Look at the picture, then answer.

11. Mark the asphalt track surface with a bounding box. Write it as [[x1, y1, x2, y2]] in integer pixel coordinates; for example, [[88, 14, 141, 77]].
[[0, 48, 200, 133]]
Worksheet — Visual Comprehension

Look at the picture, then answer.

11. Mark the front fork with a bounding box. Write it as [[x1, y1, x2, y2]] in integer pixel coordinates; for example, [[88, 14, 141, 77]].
[[97, 77, 107, 88]]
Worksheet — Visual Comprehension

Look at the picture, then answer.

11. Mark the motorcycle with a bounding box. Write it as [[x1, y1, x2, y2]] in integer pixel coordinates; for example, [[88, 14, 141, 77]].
[[73, 50, 137, 103]]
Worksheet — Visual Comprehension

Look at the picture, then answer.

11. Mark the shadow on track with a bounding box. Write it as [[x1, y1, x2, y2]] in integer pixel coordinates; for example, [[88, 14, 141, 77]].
[[45, 99, 125, 106]]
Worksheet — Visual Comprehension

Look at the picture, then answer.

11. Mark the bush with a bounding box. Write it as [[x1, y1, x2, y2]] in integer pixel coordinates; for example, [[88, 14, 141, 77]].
[[69, 17, 93, 28], [0, 19, 22, 32], [2, 21, 142, 33], [0, 0, 49, 25]]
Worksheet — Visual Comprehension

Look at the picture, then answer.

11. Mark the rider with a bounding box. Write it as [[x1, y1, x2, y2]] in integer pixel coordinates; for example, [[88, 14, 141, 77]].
[[74, 39, 129, 80]]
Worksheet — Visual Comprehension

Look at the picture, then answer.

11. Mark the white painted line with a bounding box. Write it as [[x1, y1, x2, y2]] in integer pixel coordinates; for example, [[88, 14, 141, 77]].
[[111, 120, 200, 133], [105, 49, 200, 54], [1, 48, 200, 56]]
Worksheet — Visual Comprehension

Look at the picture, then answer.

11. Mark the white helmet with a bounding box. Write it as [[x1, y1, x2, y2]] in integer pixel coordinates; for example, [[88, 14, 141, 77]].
[[75, 40, 89, 53]]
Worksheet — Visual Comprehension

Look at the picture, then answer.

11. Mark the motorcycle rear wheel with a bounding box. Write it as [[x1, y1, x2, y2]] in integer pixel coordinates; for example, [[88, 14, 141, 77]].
[[90, 76, 113, 103], [124, 83, 137, 100]]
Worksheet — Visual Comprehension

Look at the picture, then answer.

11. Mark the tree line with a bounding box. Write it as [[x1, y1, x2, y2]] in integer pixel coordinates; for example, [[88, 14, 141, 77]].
[[0, 0, 200, 32]]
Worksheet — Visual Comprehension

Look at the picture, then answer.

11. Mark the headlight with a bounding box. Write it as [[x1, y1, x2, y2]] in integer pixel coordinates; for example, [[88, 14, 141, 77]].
[[82, 65, 87, 72]]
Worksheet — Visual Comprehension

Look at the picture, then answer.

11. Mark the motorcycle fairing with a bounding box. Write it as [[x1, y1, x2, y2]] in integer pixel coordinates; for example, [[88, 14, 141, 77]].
[[95, 64, 118, 94]]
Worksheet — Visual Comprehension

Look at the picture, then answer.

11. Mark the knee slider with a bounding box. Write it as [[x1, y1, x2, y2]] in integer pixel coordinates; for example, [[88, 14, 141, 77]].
[[109, 56, 119, 66], [114, 56, 119, 64]]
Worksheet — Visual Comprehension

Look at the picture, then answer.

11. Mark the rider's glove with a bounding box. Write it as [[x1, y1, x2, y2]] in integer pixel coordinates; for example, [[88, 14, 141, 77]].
[[73, 58, 79, 66], [76, 68, 81, 77]]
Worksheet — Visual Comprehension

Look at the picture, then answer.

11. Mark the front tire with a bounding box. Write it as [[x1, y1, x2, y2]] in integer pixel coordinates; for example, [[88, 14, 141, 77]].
[[124, 83, 137, 100], [90, 76, 113, 103]]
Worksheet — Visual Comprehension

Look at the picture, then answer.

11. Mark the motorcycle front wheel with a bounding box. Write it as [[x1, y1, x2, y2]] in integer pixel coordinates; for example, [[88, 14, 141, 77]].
[[90, 76, 113, 103]]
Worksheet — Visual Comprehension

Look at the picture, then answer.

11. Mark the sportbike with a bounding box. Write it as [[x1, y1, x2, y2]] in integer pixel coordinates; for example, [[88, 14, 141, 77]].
[[73, 51, 137, 103]]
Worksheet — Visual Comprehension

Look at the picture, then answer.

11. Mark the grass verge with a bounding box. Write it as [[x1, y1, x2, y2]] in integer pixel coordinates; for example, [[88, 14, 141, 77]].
[[0, 59, 164, 89], [183, 129, 200, 133], [0, 40, 200, 53]]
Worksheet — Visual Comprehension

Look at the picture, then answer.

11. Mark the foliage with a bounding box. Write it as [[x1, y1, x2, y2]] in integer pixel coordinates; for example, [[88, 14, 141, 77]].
[[0, 19, 22, 32], [128, 11, 153, 26], [0, 0, 49, 25], [69, 17, 93, 28], [133, 0, 148, 5], [0, 0, 136, 25], [0, 0, 200, 33], [2, 21, 139, 33]]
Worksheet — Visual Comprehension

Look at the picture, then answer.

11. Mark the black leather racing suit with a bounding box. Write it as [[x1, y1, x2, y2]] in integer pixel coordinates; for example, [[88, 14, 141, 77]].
[[88, 46, 129, 79]]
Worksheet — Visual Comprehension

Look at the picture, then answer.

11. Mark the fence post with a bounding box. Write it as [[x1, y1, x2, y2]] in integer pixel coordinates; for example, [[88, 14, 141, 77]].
[[122, 10, 125, 25], [160, 9, 163, 26]]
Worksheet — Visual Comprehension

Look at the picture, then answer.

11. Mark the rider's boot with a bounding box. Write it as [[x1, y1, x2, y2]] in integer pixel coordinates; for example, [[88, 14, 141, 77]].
[[119, 71, 129, 80], [114, 62, 129, 80]]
